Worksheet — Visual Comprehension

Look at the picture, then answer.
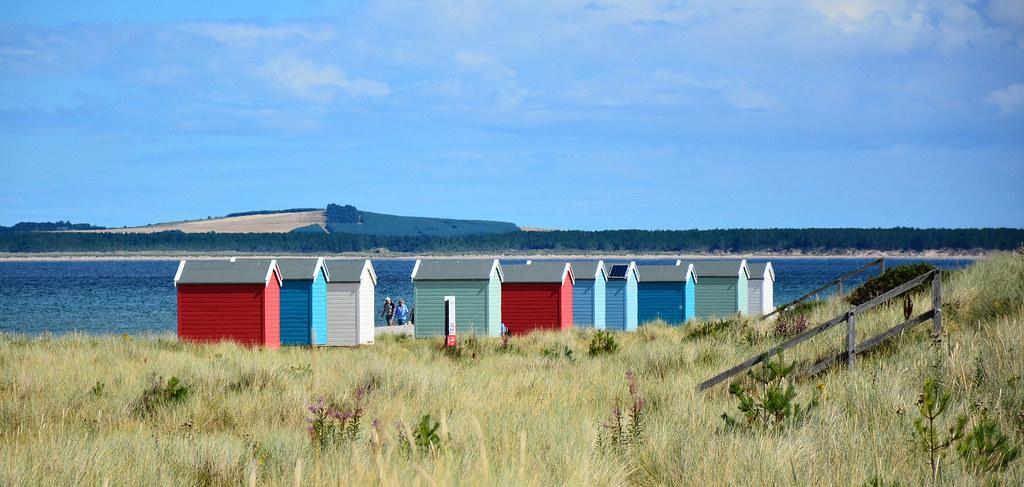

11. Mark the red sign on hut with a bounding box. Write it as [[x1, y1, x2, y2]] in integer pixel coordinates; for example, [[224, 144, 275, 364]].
[[444, 296, 457, 347]]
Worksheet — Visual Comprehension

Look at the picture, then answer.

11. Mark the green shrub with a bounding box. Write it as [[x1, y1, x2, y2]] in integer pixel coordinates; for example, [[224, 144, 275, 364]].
[[397, 414, 445, 456], [848, 263, 936, 306], [132, 376, 190, 416], [957, 416, 1020, 474], [777, 299, 826, 319], [685, 319, 737, 341], [588, 331, 618, 356], [913, 377, 966, 485], [721, 353, 818, 432], [541, 345, 574, 361]]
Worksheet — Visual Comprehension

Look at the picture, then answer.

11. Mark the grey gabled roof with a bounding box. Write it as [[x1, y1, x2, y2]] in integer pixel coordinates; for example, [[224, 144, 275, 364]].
[[325, 259, 376, 285], [502, 262, 573, 284], [174, 258, 281, 286], [693, 260, 749, 278], [748, 262, 775, 281], [607, 261, 639, 281], [567, 261, 607, 281], [637, 264, 694, 282], [276, 257, 328, 281], [411, 259, 503, 281]]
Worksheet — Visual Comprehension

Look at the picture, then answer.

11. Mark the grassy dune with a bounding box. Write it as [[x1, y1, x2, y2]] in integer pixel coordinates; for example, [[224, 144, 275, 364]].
[[2, 254, 1023, 486]]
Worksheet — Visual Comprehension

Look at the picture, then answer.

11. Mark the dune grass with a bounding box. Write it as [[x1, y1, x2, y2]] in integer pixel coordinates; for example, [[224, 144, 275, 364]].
[[1, 254, 1023, 486]]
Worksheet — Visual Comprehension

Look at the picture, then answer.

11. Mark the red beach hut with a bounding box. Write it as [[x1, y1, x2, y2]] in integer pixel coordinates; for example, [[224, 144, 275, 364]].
[[174, 258, 282, 348], [501, 262, 574, 335]]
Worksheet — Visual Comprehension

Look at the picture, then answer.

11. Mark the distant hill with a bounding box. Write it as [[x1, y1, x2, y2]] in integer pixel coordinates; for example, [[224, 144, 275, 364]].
[[0, 221, 105, 232], [30, 204, 520, 237], [73, 210, 326, 234], [322, 204, 519, 236]]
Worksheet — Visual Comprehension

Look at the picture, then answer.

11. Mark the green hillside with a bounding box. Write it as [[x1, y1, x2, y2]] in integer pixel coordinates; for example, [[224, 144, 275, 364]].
[[319, 204, 520, 237]]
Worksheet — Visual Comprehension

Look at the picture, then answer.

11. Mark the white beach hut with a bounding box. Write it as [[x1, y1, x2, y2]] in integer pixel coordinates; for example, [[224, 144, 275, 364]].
[[324, 259, 377, 345], [747, 262, 775, 317]]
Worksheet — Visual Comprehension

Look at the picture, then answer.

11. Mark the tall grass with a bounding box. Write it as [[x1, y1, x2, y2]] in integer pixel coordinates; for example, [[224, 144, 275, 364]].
[[1, 254, 1022, 485]]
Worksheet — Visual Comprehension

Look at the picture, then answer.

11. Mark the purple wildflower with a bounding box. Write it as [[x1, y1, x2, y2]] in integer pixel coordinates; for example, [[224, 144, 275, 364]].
[[354, 385, 367, 402], [307, 397, 325, 414], [625, 371, 638, 397]]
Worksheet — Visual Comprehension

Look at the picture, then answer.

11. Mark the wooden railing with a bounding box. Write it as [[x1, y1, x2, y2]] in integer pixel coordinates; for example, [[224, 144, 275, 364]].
[[697, 269, 941, 392], [759, 258, 885, 321]]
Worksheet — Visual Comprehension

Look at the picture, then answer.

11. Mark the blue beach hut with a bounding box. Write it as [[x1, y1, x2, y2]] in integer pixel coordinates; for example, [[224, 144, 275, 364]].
[[605, 262, 639, 332], [637, 261, 697, 325], [568, 261, 608, 329], [277, 257, 330, 345]]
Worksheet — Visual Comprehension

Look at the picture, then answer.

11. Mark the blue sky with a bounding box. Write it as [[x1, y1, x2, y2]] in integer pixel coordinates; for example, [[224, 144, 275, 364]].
[[1, 1, 1022, 230]]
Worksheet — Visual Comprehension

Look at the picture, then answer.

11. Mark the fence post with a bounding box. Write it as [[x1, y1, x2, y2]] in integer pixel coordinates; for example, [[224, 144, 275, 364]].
[[879, 258, 885, 275], [932, 271, 942, 336], [838, 280, 843, 295], [847, 311, 856, 366]]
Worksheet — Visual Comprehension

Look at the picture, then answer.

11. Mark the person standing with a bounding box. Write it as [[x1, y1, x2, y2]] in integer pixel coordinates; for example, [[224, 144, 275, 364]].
[[395, 299, 410, 326], [381, 296, 395, 326]]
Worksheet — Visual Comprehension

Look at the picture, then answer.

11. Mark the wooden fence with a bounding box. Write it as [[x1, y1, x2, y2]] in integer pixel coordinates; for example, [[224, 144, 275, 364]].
[[697, 269, 941, 392], [759, 257, 885, 321]]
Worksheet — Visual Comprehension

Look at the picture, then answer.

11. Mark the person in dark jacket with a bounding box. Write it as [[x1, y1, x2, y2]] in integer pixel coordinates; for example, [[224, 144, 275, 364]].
[[381, 296, 395, 326]]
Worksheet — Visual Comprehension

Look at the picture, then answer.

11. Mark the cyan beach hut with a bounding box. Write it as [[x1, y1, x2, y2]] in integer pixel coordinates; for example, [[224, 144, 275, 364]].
[[325, 259, 377, 346], [605, 262, 639, 332], [693, 260, 749, 320], [277, 257, 329, 346], [637, 261, 697, 325], [747, 262, 775, 317], [568, 261, 607, 329], [411, 259, 503, 338]]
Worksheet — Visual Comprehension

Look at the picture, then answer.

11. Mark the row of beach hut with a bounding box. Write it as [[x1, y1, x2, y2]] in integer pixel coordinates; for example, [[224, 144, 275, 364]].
[[174, 257, 774, 347], [174, 258, 376, 348]]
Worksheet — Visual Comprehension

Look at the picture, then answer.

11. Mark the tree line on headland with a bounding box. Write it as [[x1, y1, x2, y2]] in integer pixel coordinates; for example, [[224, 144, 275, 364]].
[[0, 227, 1020, 253]]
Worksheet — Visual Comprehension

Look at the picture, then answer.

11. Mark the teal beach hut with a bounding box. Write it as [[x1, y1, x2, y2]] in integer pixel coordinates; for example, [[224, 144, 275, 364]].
[[605, 262, 639, 332], [277, 257, 329, 345], [693, 260, 749, 320], [568, 260, 607, 329], [637, 261, 697, 325], [411, 259, 503, 338]]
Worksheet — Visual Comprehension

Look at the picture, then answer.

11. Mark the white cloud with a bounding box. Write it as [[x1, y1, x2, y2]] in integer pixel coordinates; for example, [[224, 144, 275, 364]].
[[256, 57, 390, 102], [454, 52, 531, 108], [645, 69, 784, 111], [989, 0, 1024, 28], [805, 0, 990, 50], [184, 22, 335, 47], [455, 52, 516, 79], [985, 83, 1024, 114]]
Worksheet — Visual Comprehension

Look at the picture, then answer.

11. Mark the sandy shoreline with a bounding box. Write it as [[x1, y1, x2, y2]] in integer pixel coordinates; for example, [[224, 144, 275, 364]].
[[0, 250, 988, 261]]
